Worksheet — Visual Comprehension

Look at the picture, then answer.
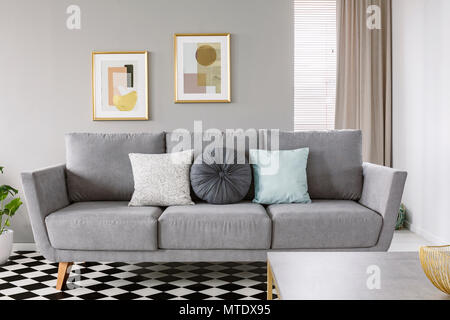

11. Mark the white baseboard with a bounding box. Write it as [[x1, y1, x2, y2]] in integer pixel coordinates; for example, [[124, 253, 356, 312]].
[[405, 221, 449, 245], [13, 243, 37, 251]]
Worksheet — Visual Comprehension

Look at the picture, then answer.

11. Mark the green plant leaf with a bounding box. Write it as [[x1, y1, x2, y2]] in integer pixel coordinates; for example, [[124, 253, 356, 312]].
[[0, 185, 18, 195], [0, 192, 7, 202], [0, 167, 3, 173], [0, 185, 18, 202], [5, 198, 22, 217], [5, 220, 10, 227]]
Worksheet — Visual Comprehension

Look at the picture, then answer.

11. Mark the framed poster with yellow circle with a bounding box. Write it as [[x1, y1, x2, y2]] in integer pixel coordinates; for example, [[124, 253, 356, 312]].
[[174, 34, 231, 103], [92, 51, 148, 120]]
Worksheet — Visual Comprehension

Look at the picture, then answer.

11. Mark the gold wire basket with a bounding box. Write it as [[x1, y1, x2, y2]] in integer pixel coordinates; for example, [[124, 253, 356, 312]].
[[419, 245, 450, 295]]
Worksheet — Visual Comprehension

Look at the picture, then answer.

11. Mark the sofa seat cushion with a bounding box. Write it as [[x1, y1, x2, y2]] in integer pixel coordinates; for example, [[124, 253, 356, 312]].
[[267, 200, 382, 249], [45, 202, 162, 251], [158, 202, 271, 249]]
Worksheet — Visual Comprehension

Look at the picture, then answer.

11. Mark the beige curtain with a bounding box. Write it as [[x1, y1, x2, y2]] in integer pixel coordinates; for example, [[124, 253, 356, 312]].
[[335, 0, 392, 166]]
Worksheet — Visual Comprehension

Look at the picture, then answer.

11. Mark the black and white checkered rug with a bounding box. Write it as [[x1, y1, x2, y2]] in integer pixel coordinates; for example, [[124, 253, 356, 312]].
[[0, 252, 277, 300]]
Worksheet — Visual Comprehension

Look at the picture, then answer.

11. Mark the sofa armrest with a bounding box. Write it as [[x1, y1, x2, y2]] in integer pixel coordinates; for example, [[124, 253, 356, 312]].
[[359, 162, 407, 251], [21, 165, 70, 260]]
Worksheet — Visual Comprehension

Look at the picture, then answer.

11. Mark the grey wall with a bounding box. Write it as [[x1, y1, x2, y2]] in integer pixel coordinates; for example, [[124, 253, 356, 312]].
[[0, 0, 293, 242]]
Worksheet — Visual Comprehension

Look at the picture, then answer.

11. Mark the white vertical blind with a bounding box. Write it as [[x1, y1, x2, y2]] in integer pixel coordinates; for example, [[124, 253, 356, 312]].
[[294, 0, 337, 131]]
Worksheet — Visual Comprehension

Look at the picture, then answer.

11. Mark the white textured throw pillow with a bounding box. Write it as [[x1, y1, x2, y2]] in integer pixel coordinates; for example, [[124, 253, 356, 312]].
[[129, 150, 194, 206]]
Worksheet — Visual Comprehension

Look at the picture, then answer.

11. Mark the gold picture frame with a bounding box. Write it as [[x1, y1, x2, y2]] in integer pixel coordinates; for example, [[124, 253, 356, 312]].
[[174, 33, 231, 103], [92, 51, 149, 121]]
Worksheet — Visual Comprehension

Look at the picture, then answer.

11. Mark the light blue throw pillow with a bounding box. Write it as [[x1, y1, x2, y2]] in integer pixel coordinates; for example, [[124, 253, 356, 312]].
[[249, 148, 311, 205]]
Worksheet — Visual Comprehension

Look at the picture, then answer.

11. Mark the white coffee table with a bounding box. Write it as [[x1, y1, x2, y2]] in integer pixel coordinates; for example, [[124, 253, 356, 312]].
[[267, 252, 450, 300]]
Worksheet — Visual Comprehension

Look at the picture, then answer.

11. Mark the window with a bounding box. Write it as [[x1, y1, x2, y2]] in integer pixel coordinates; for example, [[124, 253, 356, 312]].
[[294, 0, 337, 131]]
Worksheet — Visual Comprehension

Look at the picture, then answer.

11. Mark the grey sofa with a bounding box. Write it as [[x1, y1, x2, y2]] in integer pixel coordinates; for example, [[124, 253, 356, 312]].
[[21, 130, 407, 290]]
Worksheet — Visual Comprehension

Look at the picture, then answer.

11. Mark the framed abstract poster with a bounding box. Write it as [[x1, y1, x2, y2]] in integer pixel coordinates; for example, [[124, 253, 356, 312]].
[[174, 33, 230, 103], [92, 51, 148, 120]]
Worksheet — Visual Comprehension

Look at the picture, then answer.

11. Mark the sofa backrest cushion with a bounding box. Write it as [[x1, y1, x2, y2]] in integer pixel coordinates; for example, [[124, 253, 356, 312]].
[[276, 130, 363, 200], [65, 133, 165, 202], [166, 131, 224, 201], [167, 130, 363, 201]]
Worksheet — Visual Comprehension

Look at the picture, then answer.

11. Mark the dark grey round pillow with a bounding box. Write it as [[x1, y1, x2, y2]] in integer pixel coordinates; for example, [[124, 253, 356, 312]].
[[190, 149, 252, 204]]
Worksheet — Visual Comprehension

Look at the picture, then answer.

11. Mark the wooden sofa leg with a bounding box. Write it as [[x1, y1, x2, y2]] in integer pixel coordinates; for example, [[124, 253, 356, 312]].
[[56, 262, 73, 290]]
